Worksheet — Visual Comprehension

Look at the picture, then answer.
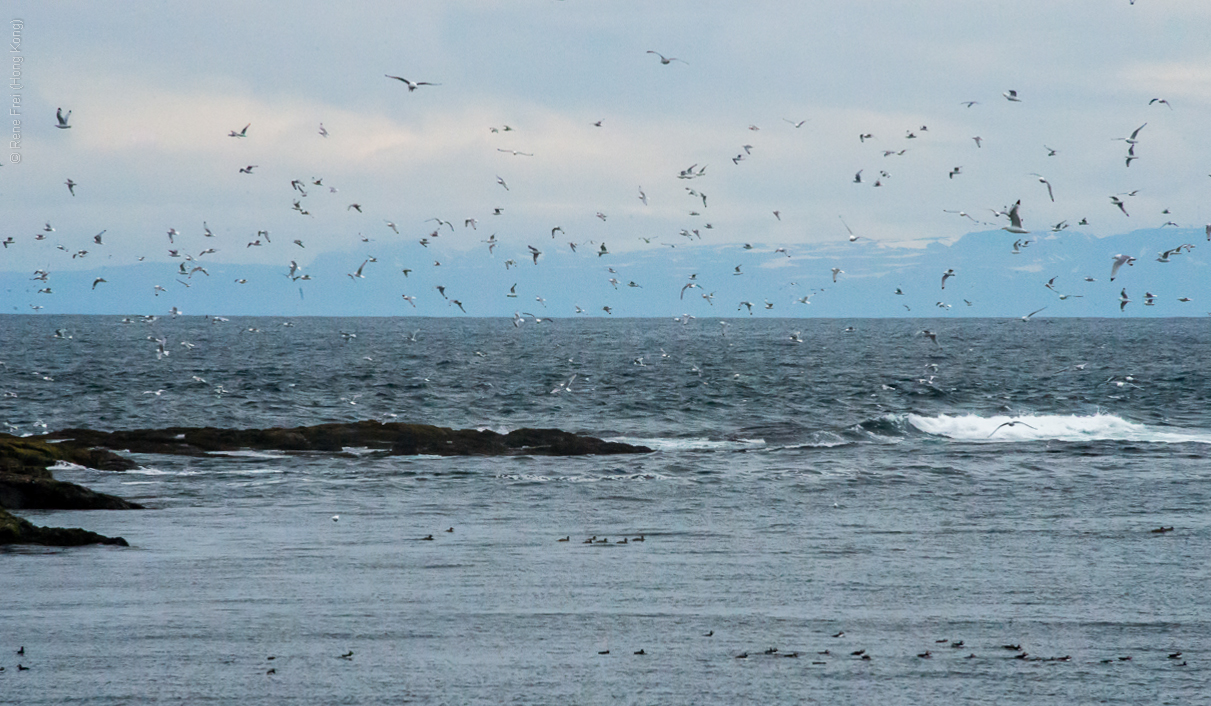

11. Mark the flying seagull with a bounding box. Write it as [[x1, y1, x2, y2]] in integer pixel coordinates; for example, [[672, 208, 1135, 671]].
[[385, 75, 440, 91], [1003, 89, 1022, 102], [55, 108, 72, 129], [989, 420, 1037, 437], [1110, 254, 1135, 281], [1030, 174, 1055, 202], [228, 123, 249, 138], [1001, 200, 1028, 234], [646, 51, 687, 65]]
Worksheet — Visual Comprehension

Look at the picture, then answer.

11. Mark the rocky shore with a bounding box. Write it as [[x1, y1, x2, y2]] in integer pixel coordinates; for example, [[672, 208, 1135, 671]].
[[2, 422, 649, 547], [0, 434, 139, 546], [45, 420, 654, 457]]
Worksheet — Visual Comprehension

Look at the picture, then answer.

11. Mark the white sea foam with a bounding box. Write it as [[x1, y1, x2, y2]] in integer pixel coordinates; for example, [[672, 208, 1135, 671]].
[[48, 460, 88, 471], [605, 436, 766, 452], [907, 413, 1211, 444], [207, 450, 289, 459]]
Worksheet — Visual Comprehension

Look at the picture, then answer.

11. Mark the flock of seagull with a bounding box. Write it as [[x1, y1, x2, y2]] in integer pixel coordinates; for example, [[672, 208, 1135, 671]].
[[10, 40, 1209, 330]]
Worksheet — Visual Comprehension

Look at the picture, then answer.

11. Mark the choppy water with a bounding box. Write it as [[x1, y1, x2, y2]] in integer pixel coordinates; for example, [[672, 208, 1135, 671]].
[[2, 315, 1208, 704]]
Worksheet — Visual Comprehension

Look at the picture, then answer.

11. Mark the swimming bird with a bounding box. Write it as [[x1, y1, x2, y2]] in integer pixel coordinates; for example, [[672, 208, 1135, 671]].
[[385, 75, 440, 91], [56, 107, 72, 129], [228, 123, 249, 137], [989, 420, 1037, 436]]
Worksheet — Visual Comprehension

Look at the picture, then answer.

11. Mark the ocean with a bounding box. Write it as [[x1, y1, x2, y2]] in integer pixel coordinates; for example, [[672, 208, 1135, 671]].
[[2, 315, 1208, 704]]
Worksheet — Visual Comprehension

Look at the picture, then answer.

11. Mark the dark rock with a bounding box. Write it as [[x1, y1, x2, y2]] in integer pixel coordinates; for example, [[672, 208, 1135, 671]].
[[0, 434, 143, 511], [0, 508, 128, 547], [45, 421, 653, 457], [0, 474, 143, 511]]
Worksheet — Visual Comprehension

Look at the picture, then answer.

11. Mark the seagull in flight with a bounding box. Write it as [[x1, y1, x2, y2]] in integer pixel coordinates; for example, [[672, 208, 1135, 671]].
[[1030, 174, 1055, 202], [496, 175, 509, 191], [1020, 307, 1046, 321], [65, 178, 77, 196], [783, 118, 808, 128], [1003, 89, 1022, 102], [385, 75, 440, 91], [988, 420, 1037, 437], [55, 108, 72, 129], [1110, 254, 1135, 281], [941, 268, 955, 289], [831, 267, 844, 283], [646, 51, 687, 65], [1001, 200, 1028, 234], [228, 123, 249, 138]]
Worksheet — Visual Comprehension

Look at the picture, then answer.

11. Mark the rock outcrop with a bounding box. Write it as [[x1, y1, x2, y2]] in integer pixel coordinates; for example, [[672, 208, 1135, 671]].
[[0, 434, 140, 546], [46, 421, 653, 457], [0, 507, 128, 547]]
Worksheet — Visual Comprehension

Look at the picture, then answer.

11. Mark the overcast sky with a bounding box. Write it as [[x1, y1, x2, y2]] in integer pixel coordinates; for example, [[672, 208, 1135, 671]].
[[4, 1, 1210, 317]]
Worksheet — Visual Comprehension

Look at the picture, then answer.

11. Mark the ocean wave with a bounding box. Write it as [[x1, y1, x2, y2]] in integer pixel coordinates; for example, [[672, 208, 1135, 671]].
[[906, 413, 1211, 444], [604, 436, 766, 452], [48, 460, 88, 471], [207, 450, 290, 459]]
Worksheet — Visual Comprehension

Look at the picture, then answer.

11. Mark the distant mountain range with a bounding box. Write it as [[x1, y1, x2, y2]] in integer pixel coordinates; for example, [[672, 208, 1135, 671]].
[[2, 227, 1206, 318]]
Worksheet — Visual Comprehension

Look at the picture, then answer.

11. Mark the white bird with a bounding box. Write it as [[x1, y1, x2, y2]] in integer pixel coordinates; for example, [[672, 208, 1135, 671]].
[[228, 123, 249, 138], [55, 108, 72, 129], [496, 175, 509, 191], [941, 269, 955, 289], [831, 268, 844, 283], [385, 75, 440, 91], [646, 50, 687, 65], [1001, 200, 1028, 234], [348, 259, 369, 280], [1003, 89, 1022, 102], [989, 420, 1036, 437], [839, 216, 860, 242], [318, 123, 329, 137], [1020, 307, 1046, 322], [1030, 174, 1055, 202], [1110, 254, 1136, 281], [638, 187, 648, 205]]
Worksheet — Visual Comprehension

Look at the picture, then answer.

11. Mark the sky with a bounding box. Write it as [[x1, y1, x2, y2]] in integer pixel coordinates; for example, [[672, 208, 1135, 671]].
[[3, 0, 1211, 318]]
